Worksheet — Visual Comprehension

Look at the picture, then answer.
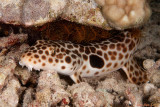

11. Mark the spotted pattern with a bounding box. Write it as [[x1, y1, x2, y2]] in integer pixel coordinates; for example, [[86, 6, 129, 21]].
[[123, 56, 148, 85], [90, 55, 104, 69], [19, 31, 148, 85], [65, 56, 71, 64]]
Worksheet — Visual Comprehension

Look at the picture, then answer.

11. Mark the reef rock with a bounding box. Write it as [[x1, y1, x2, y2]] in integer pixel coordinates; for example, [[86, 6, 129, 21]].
[[0, 0, 151, 30]]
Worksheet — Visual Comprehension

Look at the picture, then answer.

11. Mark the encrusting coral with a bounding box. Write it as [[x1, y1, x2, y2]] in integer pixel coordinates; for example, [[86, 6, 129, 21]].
[[95, 0, 151, 29]]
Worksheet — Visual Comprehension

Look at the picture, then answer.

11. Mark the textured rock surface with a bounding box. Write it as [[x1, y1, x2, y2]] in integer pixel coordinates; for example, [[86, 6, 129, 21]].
[[0, 0, 151, 30], [22, 0, 67, 26], [0, 0, 23, 24], [61, 0, 110, 29], [0, 0, 67, 26]]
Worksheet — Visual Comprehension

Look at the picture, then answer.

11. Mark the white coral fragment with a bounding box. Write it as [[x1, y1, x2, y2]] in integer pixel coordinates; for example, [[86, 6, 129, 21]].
[[95, 0, 151, 29], [68, 82, 107, 106], [143, 83, 157, 95], [0, 72, 6, 89], [143, 59, 155, 70]]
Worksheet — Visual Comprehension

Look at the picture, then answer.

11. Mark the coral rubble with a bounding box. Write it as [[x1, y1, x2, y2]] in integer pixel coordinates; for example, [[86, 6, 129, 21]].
[[0, 33, 28, 49], [67, 82, 107, 106]]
